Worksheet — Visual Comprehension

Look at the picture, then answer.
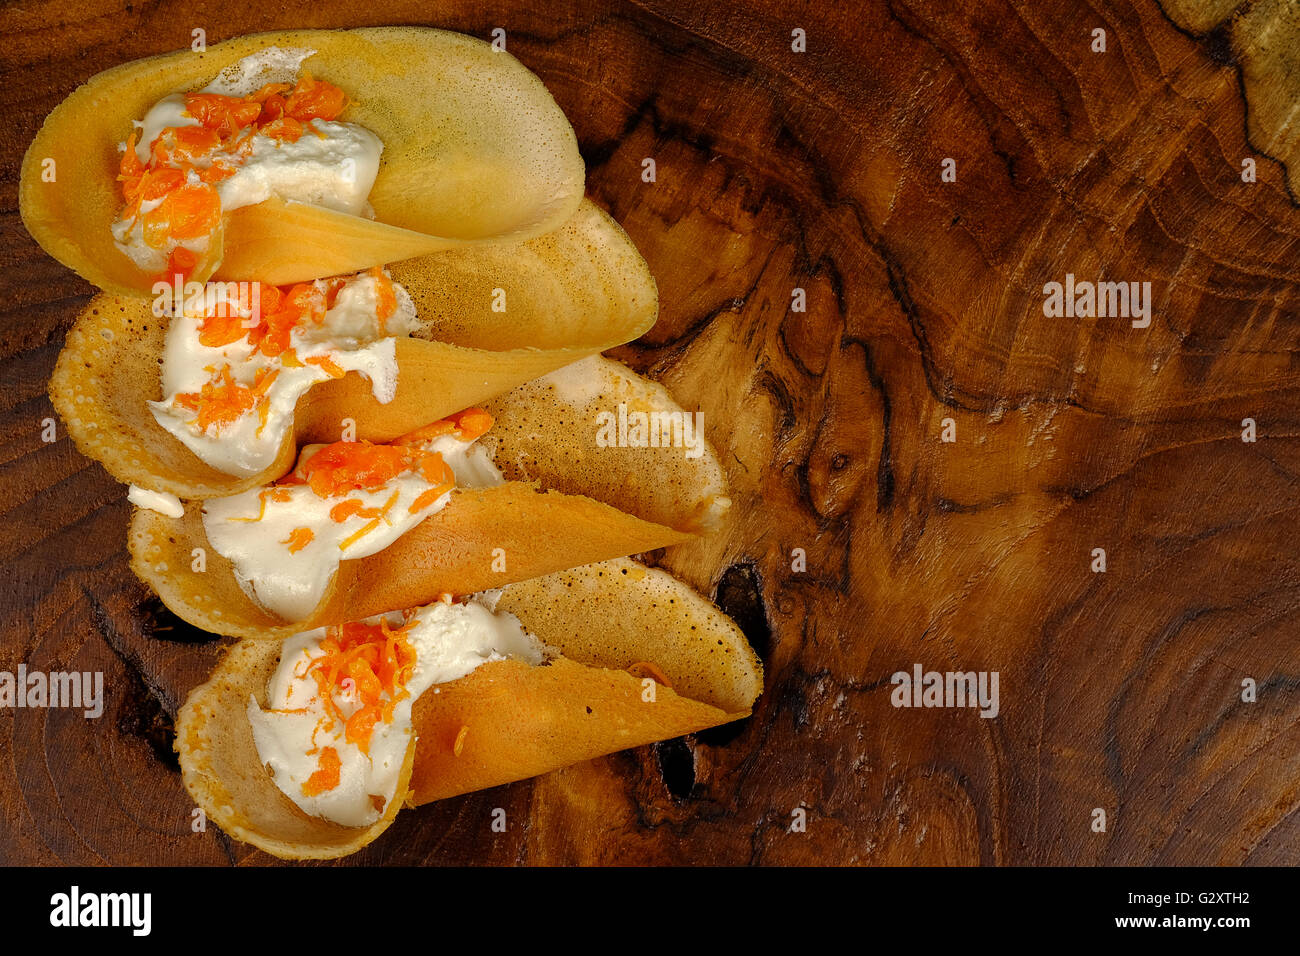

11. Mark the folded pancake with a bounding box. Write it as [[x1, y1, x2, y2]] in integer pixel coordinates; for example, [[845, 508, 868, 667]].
[[412, 557, 763, 802], [134, 484, 690, 639], [481, 354, 730, 534], [176, 557, 763, 859], [51, 199, 656, 499], [20, 26, 584, 295], [129, 358, 727, 638], [174, 636, 416, 859]]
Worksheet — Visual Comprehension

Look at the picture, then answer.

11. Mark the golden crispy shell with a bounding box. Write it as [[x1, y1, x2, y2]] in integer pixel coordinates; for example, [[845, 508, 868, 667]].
[[129, 357, 729, 637], [131, 485, 692, 638], [20, 27, 584, 295], [50, 200, 656, 499], [482, 355, 730, 533], [176, 557, 763, 859], [494, 557, 761, 714], [174, 638, 416, 860], [412, 557, 763, 802]]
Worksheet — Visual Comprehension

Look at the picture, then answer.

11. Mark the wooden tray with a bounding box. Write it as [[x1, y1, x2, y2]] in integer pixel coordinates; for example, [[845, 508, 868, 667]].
[[0, 0, 1297, 865]]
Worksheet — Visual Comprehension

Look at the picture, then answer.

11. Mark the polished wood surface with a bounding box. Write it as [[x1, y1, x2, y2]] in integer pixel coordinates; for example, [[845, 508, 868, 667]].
[[1, 0, 1297, 864]]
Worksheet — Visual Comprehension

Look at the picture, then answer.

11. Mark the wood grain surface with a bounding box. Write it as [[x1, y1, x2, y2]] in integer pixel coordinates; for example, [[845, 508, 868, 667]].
[[2, 0, 1299, 866]]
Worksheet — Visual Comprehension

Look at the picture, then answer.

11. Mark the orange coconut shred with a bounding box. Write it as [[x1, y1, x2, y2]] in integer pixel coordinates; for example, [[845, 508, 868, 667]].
[[367, 265, 398, 326], [283, 527, 314, 553], [197, 275, 346, 345], [338, 490, 400, 552], [296, 439, 457, 500], [195, 276, 351, 354], [237, 417, 490, 554], [230, 486, 294, 523], [293, 617, 418, 794], [395, 408, 494, 446], [328, 498, 385, 523], [166, 276, 366, 432], [174, 366, 279, 433], [115, 73, 349, 281], [301, 745, 341, 797]]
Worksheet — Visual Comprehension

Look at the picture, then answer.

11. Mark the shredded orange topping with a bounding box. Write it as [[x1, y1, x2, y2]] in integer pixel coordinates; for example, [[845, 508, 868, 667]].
[[338, 490, 400, 551], [328, 499, 385, 523], [395, 408, 494, 446], [283, 73, 349, 124], [173, 366, 278, 433], [368, 265, 397, 324], [302, 746, 341, 797], [182, 93, 262, 136], [174, 275, 366, 429], [117, 73, 349, 281], [196, 280, 342, 358], [282, 527, 314, 553], [265, 410, 494, 528], [116, 132, 223, 278], [302, 617, 417, 762], [304, 354, 346, 378], [295, 440, 453, 499], [231, 486, 294, 523], [408, 481, 454, 514], [166, 246, 199, 279]]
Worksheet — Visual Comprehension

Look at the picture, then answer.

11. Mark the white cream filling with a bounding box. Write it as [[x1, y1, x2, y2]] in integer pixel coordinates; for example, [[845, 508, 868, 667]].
[[203, 46, 317, 98], [115, 48, 381, 270], [214, 121, 381, 215], [110, 181, 213, 273], [132, 93, 200, 164], [127, 484, 184, 518], [247, 597, 547, 828], [149, 271, 415, 477], [203, 433, 504, 621]]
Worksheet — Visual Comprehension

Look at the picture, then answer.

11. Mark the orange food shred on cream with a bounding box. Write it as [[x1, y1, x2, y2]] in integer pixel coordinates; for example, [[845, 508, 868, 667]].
[[328, 499, 382, 523], [337, 490, 400, 552], [200, 409, 500, 621], [396, 408, 494, 446], [294, 618, 418, 792], [231, 486, 294, 523], [251, 411, 494, 535], [174, 366, 279, 432], [283, 527, 314, 553], [296, 440, 453, 499], [195, 280, 336, 357], [169, 277, 364, 435], [301, 745, 341, 796], [115, 73, 349, 282], [408, 482, 455, 515], [304, 354, 346, 378], [367, 265, 398, 325]]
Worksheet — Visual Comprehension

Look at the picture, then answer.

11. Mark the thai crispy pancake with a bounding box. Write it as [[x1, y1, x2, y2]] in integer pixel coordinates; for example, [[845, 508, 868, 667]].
[[50, 200, 656, 499], [175, 557, 763, 859], [132, 485, 692, 638], [411, 557, 763, 802], [20, 26, 585, 295], [480, 354, 729, 533], [129, 357, 727, 637], [174, 637, 416, 860]]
